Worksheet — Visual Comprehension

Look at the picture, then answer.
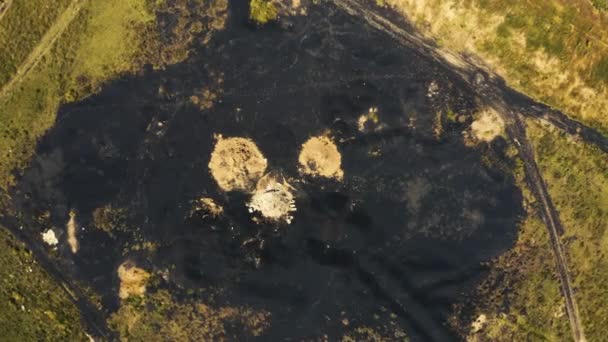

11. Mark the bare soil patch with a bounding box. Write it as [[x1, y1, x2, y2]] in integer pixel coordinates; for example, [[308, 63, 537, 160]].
[[298, 135, 344, 180], [469, 108, 505, 143], [208, 135, 268, 192]]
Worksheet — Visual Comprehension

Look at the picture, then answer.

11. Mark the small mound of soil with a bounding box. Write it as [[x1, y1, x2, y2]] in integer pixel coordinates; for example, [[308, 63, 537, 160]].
[[470, 109, 504, 143], [298, 135, 344, 180], [208, 135, 268, 192]]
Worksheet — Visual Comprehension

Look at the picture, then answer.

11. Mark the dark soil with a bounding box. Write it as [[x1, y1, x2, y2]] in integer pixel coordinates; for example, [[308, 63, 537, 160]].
[[9, 1, 523, 340]]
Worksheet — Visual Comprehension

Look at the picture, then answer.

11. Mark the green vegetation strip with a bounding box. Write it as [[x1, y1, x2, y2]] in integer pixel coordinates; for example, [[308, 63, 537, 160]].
[[0, 226, 87, 340], [463, 115, 606, 341], [250, 0, 277, 24], [528, 120, 608, 340], [460, 161, 570, 341]]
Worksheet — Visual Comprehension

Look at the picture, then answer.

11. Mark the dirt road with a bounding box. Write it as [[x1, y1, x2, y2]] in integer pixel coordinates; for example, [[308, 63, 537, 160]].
[[0, 0, 84, 99], [332, 0, 588, 340]]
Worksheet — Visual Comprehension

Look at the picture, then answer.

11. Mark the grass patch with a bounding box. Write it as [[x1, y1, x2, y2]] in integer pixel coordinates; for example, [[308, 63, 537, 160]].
[[250, 0, 277, 24], [458, 172, 570, 340], [0, 0, 72, 86], [592, 56, 608, 84], [0, 0, 155, 190], [384, 0, 608, 135], [0, 226, 87, 340], [591, 0, 608, 10], [109, 289, 271, 340], [66, 0, 154, 99], [528, 119, 608, 341]]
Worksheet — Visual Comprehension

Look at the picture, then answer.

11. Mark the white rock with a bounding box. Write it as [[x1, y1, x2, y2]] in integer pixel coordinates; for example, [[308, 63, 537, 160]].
[[41, 229, 58, 246]]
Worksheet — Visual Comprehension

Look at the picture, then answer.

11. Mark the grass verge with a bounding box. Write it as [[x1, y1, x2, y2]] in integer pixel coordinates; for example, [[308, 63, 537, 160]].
[[456, 156, 570, 341], [528, 119, 608, 340], [0, 226, 87, 340], [0, 0, 72, 86]]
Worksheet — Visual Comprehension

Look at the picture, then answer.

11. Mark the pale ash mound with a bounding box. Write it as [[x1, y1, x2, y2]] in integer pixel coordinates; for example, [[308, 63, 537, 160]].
[[468, 108, 505, 143], [298, 135, 344, 180], [118, 261, 151, 300], [247, 173, 296, 224], [66, 209, 79, 254], [209, 135, 268, 192]]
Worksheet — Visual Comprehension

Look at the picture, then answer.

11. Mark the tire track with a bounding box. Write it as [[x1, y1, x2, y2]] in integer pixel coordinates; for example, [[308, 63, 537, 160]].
[[0, 0, 84, 99], [331, 0, 587, 340], [0, 0, 13, 23]]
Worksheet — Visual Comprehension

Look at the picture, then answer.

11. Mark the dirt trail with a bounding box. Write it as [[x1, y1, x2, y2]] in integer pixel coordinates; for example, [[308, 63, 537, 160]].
[[0, 0, 13, 23], [500, 104, 588, 342], [0, 0, 84, 99], [331, 0, 588, 340]]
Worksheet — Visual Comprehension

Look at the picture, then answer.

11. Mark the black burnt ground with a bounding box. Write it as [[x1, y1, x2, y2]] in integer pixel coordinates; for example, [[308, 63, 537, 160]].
[[11, 1, 523, 340]]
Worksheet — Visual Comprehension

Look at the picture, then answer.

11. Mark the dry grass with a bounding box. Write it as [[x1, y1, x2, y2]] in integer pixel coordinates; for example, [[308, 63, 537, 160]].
[[383, 0, 608, 135], [194, 197, 224, 218], [109, 289, 271, 340], [117, 260, 151, 300]]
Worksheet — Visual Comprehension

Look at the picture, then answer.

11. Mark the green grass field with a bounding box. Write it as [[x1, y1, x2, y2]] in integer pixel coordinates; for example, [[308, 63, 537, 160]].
[[0, 0, 72, 86]]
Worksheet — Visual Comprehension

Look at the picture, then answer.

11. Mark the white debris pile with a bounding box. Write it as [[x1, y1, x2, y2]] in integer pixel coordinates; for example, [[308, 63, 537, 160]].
[[469, 108, 505, 143], [247, 173, 296, 224], [41, 229, 58, 246]]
